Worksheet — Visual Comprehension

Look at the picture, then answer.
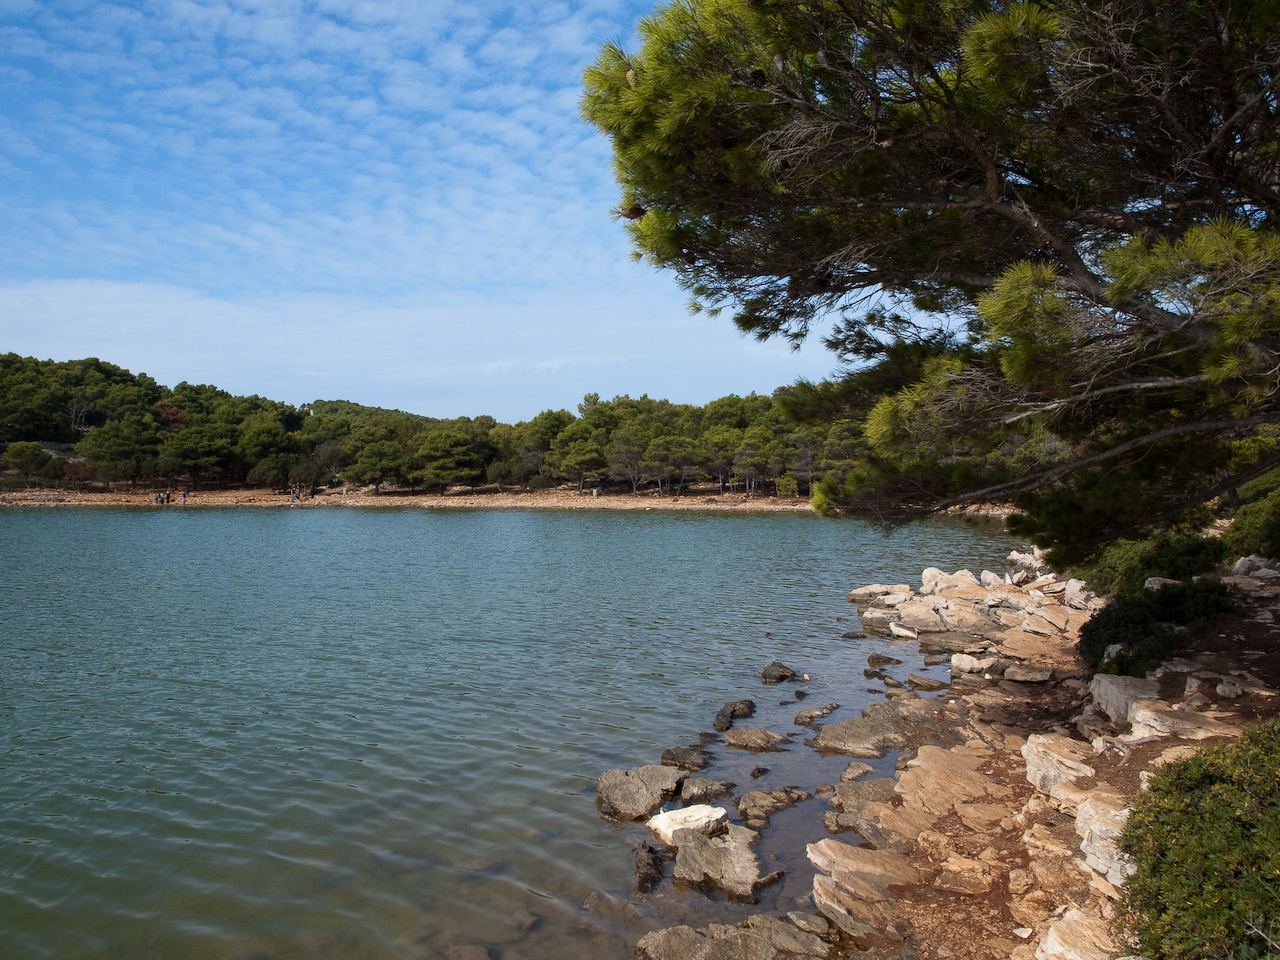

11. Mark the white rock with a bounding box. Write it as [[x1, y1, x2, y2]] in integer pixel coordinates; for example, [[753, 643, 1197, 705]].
[[1074, 791, 1134, 886], [646, 804, 728, 845], [1089, 675, 1160, 723], [951, 654, 998, 675], [1022, 734, 1096, 795], [1005, 665, 1053, 683], [889, 621, 919, 640], [1035, 907, 1118, 960], [1128, 699, 1240, 740]]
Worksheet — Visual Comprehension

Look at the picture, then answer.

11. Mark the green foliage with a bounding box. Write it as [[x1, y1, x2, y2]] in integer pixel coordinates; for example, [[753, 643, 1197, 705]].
[[1077, 580, 1239, 676], [1083, 533, 1231, 598], [1223, 490, 1280, 558], [2, 441, 53, 482], [1119, 719, 1280, 960], [583, 0, 1280, 560]]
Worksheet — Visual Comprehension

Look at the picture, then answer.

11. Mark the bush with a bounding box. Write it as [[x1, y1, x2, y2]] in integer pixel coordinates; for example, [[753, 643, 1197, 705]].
[[1119, 718, 1280, 960], [526, 474, 556, 491], [1078, 579, 1240, 675], [1223, 489, 1280, 558], [1083, 531, 1230, 597]]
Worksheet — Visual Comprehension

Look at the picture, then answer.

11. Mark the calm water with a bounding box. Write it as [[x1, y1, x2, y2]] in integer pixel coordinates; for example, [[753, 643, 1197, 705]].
[[0, 508, 1016, 960]]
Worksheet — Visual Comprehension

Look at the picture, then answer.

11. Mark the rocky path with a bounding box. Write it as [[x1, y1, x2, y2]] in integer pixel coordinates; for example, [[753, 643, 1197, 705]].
[[596, 559, 1280, 960]]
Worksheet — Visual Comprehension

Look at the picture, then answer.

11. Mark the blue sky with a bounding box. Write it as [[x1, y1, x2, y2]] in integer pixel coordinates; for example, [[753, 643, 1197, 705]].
[[0, 0, 835, 423]]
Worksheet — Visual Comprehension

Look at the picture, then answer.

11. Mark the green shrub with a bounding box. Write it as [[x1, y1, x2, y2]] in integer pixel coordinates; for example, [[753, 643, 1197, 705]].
[[1223, 489, 1280, 558], [776, 475, 799, 497], [1083, 532, 1230, 597], [1119, 719, 1280, 960], [1078, 579, 1240, 675], [526, 474, 556, 491]]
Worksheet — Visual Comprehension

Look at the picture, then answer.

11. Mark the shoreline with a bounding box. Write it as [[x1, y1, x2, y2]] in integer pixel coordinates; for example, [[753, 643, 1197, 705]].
[[594, 562, 1280, 960], [0, 486, 817, 513]]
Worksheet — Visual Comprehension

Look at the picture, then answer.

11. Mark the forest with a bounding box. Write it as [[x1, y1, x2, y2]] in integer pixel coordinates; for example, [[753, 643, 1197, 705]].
[[0, 352, 857, 498]]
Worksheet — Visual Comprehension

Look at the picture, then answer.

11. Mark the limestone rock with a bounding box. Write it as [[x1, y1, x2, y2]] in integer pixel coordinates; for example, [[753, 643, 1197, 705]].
[[1089, 675, 1160, 724], [856, 801, 938, 851], [673, 824, 782, 900], [663, 744, 712, 770], [889, 620, 919, 640], [681, 778, 735, 804], [1004, 665, 1053, 683], [1035, 908, 1117, 960], [598, 764, 688, 821], [848, 583, 913, 603], [811, 699, 906, 757], [648, 804, 729, 845], [840, 760, 875, 781], [761, 661, 797, 684], [1074, 790, 1133, 886], [807, 837, 921, 888], [907, 673, 947, 691], [831, 777, 897, 816], [1128, 699, 1240, 740], [1022, 734, 1096, 795], [713, 699, 756, 732], [724, 728, 790, 751], [796, 702, 839, 725], [737, 787, 809, 827], [896, 598, 949, 632], [952, 653, 999, 675], [933, 855, 994, 894], [898, 745, 993, 816], [859, 608, 901, 635], [940, 602, 994, 633]]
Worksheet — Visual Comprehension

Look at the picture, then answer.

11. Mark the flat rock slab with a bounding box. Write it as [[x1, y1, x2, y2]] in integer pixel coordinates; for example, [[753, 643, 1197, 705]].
[[848, 583, 913, 603], [712, 699, 756, 732], [673, 824, 782, 901], [1035, 907, 1118, 960], [1089, 675, 1159, 723], [795, 702, 839, 725], [681, 778, 735, 804], [807, 837, 921, 890], [1127, 699, 1241, 740], [897, 745, 994, 817], [636, 917, 830, 960], [724, 728, 790, 751], [810, 699, 905, 757], [598, 764, 688, 821], [1022, 734, 1096, 795]]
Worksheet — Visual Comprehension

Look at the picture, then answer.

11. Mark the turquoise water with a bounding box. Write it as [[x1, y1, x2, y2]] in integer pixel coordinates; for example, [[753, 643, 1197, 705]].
[[0, 508, 1016, 959]]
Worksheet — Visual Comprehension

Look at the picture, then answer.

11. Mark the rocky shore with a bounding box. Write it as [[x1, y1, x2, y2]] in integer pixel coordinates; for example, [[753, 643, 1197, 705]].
[[593, 556, 1280, 960]]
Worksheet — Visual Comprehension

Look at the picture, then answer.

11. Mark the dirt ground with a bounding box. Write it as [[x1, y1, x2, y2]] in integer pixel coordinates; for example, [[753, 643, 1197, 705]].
[[0, 483, 816, 513]]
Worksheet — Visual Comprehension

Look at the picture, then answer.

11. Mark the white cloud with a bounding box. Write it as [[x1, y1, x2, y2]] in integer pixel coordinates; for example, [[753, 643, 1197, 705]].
[[0, 0, 838, 418]]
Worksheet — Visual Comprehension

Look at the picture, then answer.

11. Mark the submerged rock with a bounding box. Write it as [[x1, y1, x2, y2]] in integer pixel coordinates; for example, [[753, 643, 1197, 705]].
[[795, 702, 839, 725], [597, 764, 688, 821], [761, 661, 797, 684], [713, 699, 756, 732], [661, 744, 712, 770], [673, 823, 783, 900], [725, 728, 790, 751]]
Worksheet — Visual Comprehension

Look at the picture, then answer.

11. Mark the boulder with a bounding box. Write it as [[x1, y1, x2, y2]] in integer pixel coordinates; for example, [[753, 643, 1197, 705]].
[[939, 601, 995, 633], [1004, 665, 1053, 683], [807, 837, 921, 888], [1074, 790, 1133, 887], [888, 621, 919, 639], [761, 661, 797, 684], [810, 699, 906, 757], [831, 776, 898, 816], [867, 652, 904, 667], [1089, 675, 1160, 724], [795, 702, 839, 725], [848, 583, 914, 603], [673, 824, 783, 900], [856, 801, 938, 851], [1035, 908, 1118, 960], [1127, 699, 1240, 740], [737, 787, 810, 827], [681, 778, 735, 804], [951, 653, 999, 675], [713, 699, 756, 732], [724, 728, 790, 751], [907, 673, 947, 691], [662, 744, 712, 770], [1021, 734, 1096, 795], [598, 764, 689, 821], [647, 804, 730, 845], [895, 599, 948, 632]]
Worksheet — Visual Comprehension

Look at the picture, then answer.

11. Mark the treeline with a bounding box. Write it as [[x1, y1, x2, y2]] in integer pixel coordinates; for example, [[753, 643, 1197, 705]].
[[0, 353, 861, 496]]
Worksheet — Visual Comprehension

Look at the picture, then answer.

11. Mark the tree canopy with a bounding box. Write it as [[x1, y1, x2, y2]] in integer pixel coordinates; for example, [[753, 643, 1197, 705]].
[[582, 0, 1280, 561]]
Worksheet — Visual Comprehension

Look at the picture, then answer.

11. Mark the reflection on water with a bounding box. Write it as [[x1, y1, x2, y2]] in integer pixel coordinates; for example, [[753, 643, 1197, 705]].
[[0, 508, 1015, 959]]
